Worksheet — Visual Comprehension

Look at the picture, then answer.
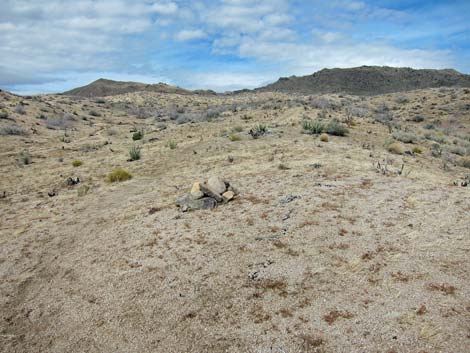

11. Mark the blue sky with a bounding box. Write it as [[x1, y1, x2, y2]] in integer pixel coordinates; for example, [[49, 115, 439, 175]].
[[0, 0, 469, 94]]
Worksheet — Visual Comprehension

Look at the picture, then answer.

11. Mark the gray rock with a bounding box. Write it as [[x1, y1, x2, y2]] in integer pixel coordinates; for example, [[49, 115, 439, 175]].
[[176, 194, 217, 211], [207, 176, 226, 194], [199, 183, 224, 202]]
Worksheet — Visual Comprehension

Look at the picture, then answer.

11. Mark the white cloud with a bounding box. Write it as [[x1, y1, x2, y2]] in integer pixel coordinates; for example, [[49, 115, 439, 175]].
[[152, 1, 179, 16], [175, 29, 207, 41]]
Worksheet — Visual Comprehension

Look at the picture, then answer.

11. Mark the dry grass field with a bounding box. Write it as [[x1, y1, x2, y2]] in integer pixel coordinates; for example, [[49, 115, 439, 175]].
[[1, 87, 469, 352]]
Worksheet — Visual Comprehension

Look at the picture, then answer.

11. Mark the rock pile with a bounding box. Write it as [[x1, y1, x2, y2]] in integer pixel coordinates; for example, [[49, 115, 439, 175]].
[[176, 176, 238, 211]]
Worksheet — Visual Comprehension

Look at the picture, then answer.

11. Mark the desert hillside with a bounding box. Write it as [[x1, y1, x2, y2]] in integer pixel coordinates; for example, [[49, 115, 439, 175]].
[[1, 86, 469, 352], [256, 66, 470, 95], [64, 79, 217, 98]]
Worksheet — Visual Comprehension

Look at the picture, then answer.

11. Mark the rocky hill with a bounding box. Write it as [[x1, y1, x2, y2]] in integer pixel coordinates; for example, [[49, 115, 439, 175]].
[[64, 78, 217, 97], [255, 66, 470, 95]]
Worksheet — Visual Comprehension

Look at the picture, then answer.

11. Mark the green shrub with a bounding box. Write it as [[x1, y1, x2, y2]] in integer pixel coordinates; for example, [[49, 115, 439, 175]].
[[0, 110, 8, 119], [228, 133, 241, 141], [72, 160, 83, 167], [302, 120, 324, 134], [132, 130, 143, 141], [231, 126, 244, 133], [18, 151, 32, 165], [167, 140, 177, 149], [326, 120, 348, 136], [412, 146, 423, 154], [107, 169, 132, 182], [129, 146, 141, 161]]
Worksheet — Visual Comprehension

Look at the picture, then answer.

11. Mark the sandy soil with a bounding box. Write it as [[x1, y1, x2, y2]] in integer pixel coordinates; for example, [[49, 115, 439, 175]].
[[1, 88, 469, 352]]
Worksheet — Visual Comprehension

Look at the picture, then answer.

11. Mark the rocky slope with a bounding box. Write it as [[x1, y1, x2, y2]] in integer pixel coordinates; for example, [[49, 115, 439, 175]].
[[255, 66, 470, 95], [64, 78, 217, 97]]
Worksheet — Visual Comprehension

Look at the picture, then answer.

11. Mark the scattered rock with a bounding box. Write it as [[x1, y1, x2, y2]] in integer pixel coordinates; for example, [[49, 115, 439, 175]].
[[190, 182, 204, 199], [176, 194, 217, 211], [222, 190, 235, 202], [66, 176, 80, 186], [176, 176, 238, 211], [207, 176, 227, 194]]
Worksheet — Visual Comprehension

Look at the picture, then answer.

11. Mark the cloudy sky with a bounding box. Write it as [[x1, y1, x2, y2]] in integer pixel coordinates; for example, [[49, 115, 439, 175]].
[[1, 0, 469, 94]]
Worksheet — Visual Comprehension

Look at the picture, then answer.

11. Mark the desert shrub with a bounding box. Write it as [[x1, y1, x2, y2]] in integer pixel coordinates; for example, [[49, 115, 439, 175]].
[[167, 140, 177, 149], [129, 146, 141, 161], [206, 107, 221, 120], [320, 133, 329, 142], [349, 107, 369, 118], [169, 109, 179, 120], [15, 104, 26, 115], [326, 120, 348, 136], [89, 110, 101, 117], [424, 132, 447, 144], [302, 120, 324, 134], [228, 133, 241, 141], [95, 98, 106, 104], [37, 113, 47, 120], [249, 124, 268, 139], [72, 160, 83, 167], [0, 110, 8, 119], [0, 123, 26, 135], [458, 157, 470, 168], [447, 145, 468, 156], [375, 103, 390, 113], [132, 130, 144, 141], [374, 112, 393, 124], [310, 97, 331, 109], [392, 131, 419, 144], [412, 115, 425, 122], [395, 95, 409, 104], [46, 114, 75, 130], [176, 115, 190, 125], [18, 151, 32, 165], [388, 142, 404, 155], [412, 146, 423, 154], [107, 169, 132, 182]]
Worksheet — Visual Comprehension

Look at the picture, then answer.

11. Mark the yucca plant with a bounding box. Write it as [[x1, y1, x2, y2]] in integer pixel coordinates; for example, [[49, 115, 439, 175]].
[[129, 146, 141, 161]]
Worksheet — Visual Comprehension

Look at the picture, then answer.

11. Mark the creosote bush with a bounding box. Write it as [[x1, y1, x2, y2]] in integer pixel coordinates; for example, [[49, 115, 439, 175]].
[[107, 169, 133, 182], [72, 160, 83, 167]]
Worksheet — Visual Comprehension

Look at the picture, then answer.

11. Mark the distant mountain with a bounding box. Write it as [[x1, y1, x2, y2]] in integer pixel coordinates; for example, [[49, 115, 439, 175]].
[[254, 66, 470, 95], [63, 78, 217, 97]]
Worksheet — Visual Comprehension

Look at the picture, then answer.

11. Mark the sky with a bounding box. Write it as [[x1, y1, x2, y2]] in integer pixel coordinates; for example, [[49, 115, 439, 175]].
[[0, 0, 469, 94]]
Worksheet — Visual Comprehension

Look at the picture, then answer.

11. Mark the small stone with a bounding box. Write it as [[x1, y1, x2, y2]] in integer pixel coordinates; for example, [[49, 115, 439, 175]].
[[222, 190, 235, 202], [190, 182, 204, 200], [200, 183, 223, 202], [207, 176, 226, 194]]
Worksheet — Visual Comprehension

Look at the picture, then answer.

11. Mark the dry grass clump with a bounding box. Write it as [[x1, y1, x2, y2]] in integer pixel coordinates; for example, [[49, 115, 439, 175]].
[[458, 156, 470, 168], [320, 133, 329, 142], [412, 146, 423, 154], [107, 169, 133, 183], [72, 160, 83, 167], [388, 142, 404, 154], [228, 133, 242, 141]]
